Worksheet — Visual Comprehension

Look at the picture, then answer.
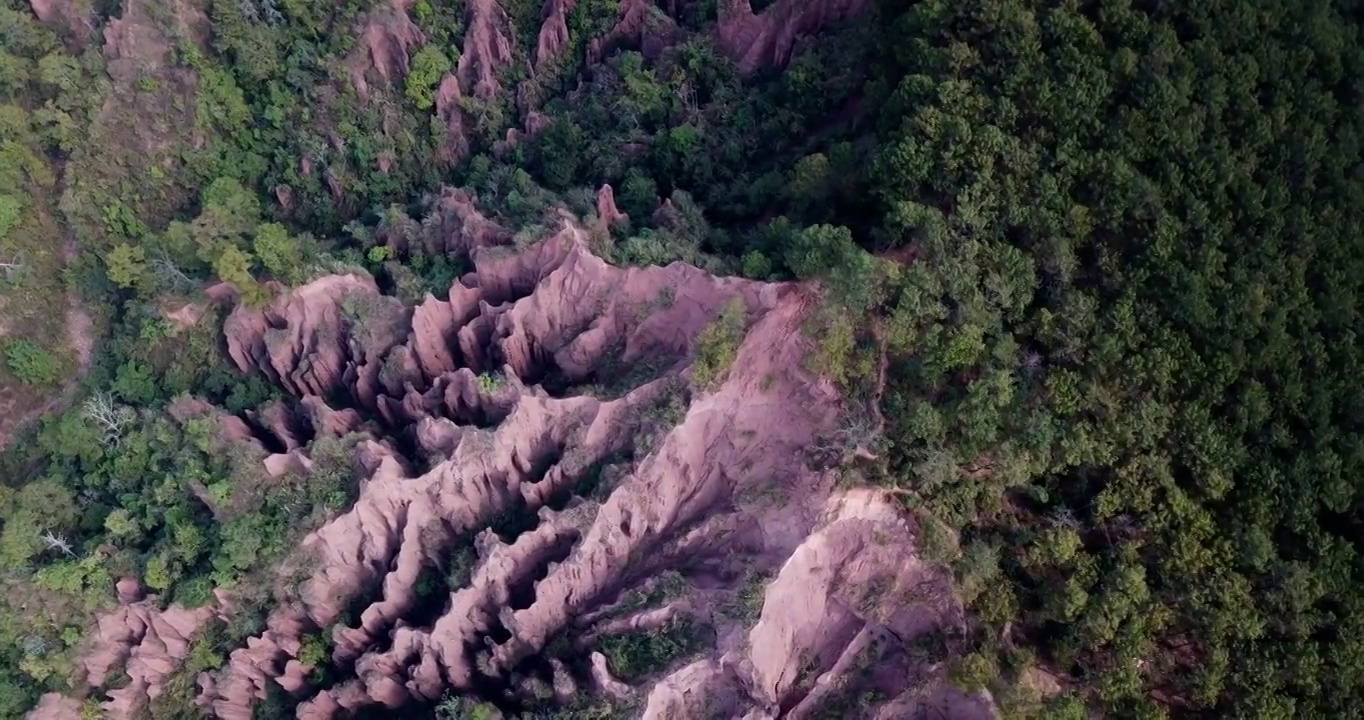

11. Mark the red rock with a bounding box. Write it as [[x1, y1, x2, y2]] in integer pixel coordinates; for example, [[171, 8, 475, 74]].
[[456, 0, 514, 100], [534, 0, 577, 71], [716, 0, 871, 74], [596, 184, 628, 229]]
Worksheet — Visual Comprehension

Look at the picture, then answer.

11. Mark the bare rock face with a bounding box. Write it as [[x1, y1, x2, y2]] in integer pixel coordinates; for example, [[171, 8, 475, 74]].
[[457, 0, 515, 100], [716, 0, 870, 74], [79, 597, 215, 719], [28, 0, 92, 43], [535, 0, 577, 71], [596, 184, 628, 229], [26, 694, 83, 720], [641, 659, 745, 719], [102, 0, 177, 83], [364, 0, 427, 83], [185, 194, 983, 718], [434, 73, 469, 162], [636, 490, 997, 720], [421, 187, 515, 257], [224, 274, 381, 400], [587, 0, 679, 65]]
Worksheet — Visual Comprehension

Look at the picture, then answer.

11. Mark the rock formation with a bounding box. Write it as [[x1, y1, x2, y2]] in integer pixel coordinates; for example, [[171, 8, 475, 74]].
[[28, 193, 987, 719], [26, 694, 83, 720], [587, 0, 679, 65], [434, 73, 469, 161], [364, 0, 427, 83], [717, 0, 871, 74], [27, 0, 93, 43], [596, 184, 628, 229], [457, 0, 515, 100], [70, 581, 216, 720], [534, 0, 576, 71]]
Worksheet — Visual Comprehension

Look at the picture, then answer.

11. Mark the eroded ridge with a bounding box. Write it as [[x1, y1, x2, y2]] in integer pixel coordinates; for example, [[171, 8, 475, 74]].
[[81, 207, 992, 719]]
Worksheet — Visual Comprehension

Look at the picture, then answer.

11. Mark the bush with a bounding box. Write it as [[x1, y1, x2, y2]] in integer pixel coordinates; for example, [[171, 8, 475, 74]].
[[951, 651, 998, 691], [691, 299, 747, 389], [597, 616, 709, 681], [5, 338, 61, 385]]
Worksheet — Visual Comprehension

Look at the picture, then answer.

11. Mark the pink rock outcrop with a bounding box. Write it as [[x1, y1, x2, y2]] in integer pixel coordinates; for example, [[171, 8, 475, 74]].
[[191, 195, 980, 719], [534, 0, 576, 71], [596, 184, 627, 229], [26, 694, 83, 720], [434, 73, 469, 162], [224, 274, 380, 400], [716, 0, 871, 74], [638, 490, 998, 719], [364, 0, 426, 82], [457, 0, 515, 100], [587, 0, 678, 64], [28, 0, 92, 43], [78, 596, 215, 719]]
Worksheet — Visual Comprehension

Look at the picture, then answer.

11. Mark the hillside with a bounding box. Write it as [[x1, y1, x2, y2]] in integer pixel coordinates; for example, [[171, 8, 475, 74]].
[[1, 0, 1362, 718]]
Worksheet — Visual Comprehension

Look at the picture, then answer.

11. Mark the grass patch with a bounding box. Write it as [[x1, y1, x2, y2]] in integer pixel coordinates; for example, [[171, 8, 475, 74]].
[[722, 571, 771, 625]]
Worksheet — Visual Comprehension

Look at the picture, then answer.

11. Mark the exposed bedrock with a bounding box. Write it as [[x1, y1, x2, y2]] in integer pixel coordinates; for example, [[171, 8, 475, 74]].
[[30, 579, 220, 720], [457, 0, 515, 100], [534, 0, 576, 71], [195, 202, 982, 718], [364, 0, 426, 83], [716, 0, 871, 74], [587, 0, 679, 66]]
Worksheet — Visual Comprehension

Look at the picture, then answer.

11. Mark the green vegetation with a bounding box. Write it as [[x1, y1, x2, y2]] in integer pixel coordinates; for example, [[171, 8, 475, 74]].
[[848, 1, 1364, 715], [597, 616, 708, 681], [4, 338, 60, 385], [690, 298, 747, 388], [722, 570, 770, 624]]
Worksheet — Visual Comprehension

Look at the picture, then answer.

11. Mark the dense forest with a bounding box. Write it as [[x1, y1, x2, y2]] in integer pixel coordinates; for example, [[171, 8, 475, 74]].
[[0, 0, 1362, 716]]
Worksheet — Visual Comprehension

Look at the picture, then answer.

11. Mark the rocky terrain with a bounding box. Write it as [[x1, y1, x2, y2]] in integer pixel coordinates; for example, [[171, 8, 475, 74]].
[[30, 194, 992, 719]]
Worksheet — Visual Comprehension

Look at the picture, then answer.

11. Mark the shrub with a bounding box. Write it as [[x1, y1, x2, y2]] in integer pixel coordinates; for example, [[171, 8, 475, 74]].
[[951, 651, 999, 691], [597, 616, 709, 681], [691, 298, 747, 388], [4, 338, 61, 385]]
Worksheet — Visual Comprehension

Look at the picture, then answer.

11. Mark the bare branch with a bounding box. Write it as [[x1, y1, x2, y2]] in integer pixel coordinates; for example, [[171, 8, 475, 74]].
[[82, 392, 136, 448], [150, 251, 195, 292], [0, 254, 25, 279], [41, 531, 76, 558]]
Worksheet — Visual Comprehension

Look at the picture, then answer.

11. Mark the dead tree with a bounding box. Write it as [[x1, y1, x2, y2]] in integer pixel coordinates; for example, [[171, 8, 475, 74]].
[[0, 254, 24, 280], [82, 393, 136, 448], [41, 531, 76, 558]]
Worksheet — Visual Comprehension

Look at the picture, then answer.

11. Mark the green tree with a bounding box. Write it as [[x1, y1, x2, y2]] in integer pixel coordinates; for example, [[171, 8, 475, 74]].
[[406, 46, 453, 110], [193, 177, 262, 263], [252, 222, 303, 282], [106, 243, 149, 290], [4, 339, 60, 386]]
